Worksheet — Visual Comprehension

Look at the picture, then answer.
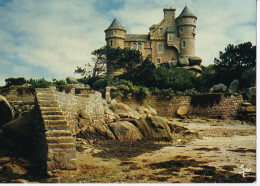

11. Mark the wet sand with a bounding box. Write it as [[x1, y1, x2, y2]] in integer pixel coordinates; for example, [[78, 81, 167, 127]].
[[45, 119, 256, 183]]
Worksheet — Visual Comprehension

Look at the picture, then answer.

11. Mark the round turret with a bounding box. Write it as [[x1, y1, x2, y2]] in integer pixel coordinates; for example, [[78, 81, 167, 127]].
[[176, 6, 197, 58], [105, 18, 126, 48]]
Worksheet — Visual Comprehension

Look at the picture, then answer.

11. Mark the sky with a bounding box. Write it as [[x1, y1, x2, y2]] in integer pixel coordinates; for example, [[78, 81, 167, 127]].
[[0, 0, 257, 85]]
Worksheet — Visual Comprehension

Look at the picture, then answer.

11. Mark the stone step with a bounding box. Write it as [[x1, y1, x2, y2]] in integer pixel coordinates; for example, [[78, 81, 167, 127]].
[[40, 107, 61, 112], [48, 143, 76, 149], [47, 158, 77, 170], [44, 120, 67, 125], [37, 97, 58, 101], [42, 115, 65, 120], [45, 125, 68, 130], [41, 111, 64, 115], [45, 130, 72, 137], [46, 137, 75, 143], [38, 100, 59, 107]]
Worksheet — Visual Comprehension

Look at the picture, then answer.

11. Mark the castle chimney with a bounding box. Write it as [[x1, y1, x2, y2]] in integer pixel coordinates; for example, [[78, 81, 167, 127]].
[[163, 7, 176, 18]]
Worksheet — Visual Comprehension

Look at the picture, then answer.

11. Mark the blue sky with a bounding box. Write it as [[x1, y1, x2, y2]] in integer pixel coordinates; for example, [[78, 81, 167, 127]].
[[0, 0, 257, 85]]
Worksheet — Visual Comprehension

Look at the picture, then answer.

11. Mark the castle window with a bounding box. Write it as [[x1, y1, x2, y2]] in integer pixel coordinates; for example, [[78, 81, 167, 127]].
[[179, 19, 182, 23], [133, 43, 137, 50], [110, 41, 113, 46], [114, 30, 117, 35], [157, 59, 161, 64], [158, 44, 163, 52], [180, 28, 183, 33], [159, 28, 163, 35], [169, 34, 172, 40], [182, 41, 186, 48], [138, 43, 141, 50]]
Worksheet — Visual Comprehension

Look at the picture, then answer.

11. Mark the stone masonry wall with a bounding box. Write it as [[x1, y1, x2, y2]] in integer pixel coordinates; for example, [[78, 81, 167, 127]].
[[55, 89, 105, 135], [116, 94, 243, 119]]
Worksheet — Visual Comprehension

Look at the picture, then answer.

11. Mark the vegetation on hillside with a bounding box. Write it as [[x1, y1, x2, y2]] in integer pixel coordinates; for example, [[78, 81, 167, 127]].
[[74, 42, 255, 99]]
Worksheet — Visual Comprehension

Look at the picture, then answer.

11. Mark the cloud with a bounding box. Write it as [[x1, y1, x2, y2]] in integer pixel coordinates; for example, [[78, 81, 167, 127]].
[[0, 0, 256, 86]]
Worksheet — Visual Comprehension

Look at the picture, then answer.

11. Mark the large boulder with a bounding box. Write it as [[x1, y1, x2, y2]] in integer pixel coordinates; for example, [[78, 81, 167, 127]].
[[109, 121, 142, 141], [183, 65, 202, 72], [131, 116, 173, 141], [0, 95, 14, 127], [77, 120, 115, 141], [188, 56, 202, 66], [177, 106, 189, 118], [109, 99, 141, 120], [66, 77, 79, 84], [209, 83, 227, 93], [1, 109, 34, 140], [178, 58, 189, 66], [243, 87, 256, 106], [228, 79, 239, 93]]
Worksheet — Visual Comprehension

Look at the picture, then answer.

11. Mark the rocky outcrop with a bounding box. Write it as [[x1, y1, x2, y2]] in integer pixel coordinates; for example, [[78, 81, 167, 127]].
[[0, 95, 15, 127], [177, 106, 189, 118], [238, 102, 256, 123], [131, 116, 173, 141], [188, 56, 202, 66], [109, 121, 142, 141], [178, 58, 189, 66], [243, 87, 256, 106], [228, 79, 239, 93], [209, 83, 227, 93], [77, 119, 116, 141]]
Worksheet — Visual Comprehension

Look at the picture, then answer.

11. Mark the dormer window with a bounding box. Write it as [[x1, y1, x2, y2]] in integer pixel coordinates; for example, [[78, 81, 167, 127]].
[[180, 28, 183, 33], [114, 30, 117, 35], [168, 34, 172, 40], [159, 28, 163, 35]]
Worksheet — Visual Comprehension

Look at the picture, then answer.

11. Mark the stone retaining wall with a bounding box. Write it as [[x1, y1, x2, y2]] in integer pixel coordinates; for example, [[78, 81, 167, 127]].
[[116, 94, 243, 119], [54, 89, 105, 135]]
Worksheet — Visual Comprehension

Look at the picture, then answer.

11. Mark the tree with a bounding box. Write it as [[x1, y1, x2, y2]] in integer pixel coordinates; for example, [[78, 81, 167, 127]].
[[75, 46, 143, 78], [214, 41, 256, 85]]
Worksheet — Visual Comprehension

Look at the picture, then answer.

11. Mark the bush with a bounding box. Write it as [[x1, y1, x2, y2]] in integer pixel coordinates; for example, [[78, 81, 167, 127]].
[[150, 67, 196, 91], [92, 79, 108, 90], [56, 84, 73, 93], [54, 79, 67, 86], [5, 77, 26, 87], [27, 78, 52, 88]]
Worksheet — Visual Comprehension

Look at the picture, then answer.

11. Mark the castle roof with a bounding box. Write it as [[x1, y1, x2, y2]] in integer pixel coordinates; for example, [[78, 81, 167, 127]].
[[107, 18, 125, 30], [125, 34, 150, 41], [177, 6, 197, 19]]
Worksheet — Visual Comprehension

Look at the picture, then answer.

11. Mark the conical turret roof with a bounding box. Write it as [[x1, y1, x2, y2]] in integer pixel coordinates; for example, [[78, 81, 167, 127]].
[[178, 6, 197, 18], [107, 18, 125, 30]]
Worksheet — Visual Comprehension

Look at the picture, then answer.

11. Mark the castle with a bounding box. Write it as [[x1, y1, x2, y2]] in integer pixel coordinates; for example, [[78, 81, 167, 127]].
[[105, 6, 202, 67]]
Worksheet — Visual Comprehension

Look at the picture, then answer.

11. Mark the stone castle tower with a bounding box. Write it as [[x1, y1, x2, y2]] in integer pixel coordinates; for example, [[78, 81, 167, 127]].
[[105, 6, 202, 75]]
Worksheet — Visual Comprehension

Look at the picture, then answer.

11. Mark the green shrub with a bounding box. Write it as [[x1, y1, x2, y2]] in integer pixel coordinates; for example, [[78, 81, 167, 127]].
[[54, 79, 67, 86], [56, 84, 73, 93], [5, 77, 26, 87], [150, 67, 196, 91], [27, 78, 52, 88], [151, 88, 175, 99], [92, 79, 108, 90]]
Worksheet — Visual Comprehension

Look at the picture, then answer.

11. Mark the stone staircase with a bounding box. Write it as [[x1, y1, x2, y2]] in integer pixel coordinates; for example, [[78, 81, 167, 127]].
[[35, 88, 77, 171]]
